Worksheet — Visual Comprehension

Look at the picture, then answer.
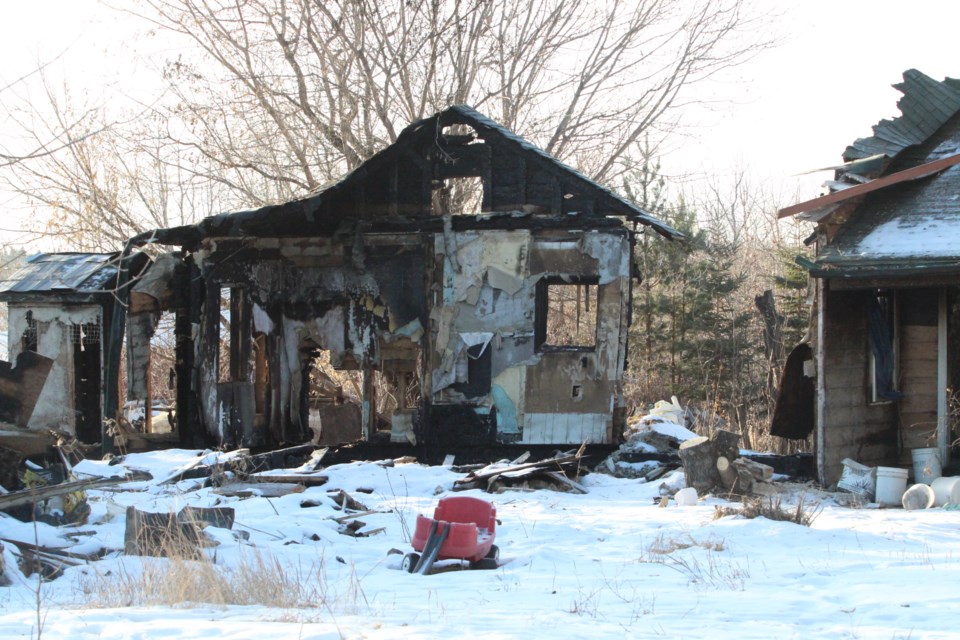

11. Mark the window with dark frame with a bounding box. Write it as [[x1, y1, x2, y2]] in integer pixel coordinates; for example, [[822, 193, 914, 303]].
[[535, 276, 599, 351], [868, 289, 900, 403]]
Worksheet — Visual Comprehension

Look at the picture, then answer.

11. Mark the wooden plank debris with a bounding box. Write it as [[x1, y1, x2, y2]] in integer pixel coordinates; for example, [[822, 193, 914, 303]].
[[0, 474, 147, 511], [160, 444, 322, 485], [124, 505, 237, 556], [213, 482, 306, 498], [246, 473, 328, 487], [328, 489, 369, 511], [453, 449, 589, 493]]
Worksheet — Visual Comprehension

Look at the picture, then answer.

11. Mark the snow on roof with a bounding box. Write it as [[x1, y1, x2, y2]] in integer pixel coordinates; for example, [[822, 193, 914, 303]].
[[856, 213, 960, 259]]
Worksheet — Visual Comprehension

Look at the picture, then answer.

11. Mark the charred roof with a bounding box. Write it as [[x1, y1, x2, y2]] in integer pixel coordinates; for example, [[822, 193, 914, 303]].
[[141, 105, 681, 249]]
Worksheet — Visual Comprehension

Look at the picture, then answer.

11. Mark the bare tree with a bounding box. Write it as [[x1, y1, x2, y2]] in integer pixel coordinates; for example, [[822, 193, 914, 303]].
[[6, 0, 771, 248], [3, 75, 224, 250], [138, 0, 771, 195]]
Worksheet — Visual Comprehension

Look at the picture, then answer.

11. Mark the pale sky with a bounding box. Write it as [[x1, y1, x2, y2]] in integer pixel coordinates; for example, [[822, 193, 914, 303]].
[[1, 0, 959, 247]]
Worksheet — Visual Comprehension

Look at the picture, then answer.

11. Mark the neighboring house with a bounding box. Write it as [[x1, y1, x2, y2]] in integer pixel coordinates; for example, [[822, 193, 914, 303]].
[[1, 106, 680, 451], [0, 252, 149, 441], [778, 69, 960, 485]]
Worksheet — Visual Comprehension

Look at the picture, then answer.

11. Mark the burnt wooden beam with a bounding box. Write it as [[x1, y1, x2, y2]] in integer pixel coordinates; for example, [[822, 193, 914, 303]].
[[0, 475, 145, 511]]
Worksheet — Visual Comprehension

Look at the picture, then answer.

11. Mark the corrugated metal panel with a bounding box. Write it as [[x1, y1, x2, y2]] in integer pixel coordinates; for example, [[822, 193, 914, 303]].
[[844, 70, 960, 163], [0, 253, 119, 294]]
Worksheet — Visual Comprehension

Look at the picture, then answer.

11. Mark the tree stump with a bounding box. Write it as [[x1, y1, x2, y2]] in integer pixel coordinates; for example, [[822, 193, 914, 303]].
[[678, 429, 742, 494]]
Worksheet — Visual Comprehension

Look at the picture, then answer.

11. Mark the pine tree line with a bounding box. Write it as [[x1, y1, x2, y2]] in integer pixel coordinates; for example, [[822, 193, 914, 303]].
[[622, 152, 812, 453]]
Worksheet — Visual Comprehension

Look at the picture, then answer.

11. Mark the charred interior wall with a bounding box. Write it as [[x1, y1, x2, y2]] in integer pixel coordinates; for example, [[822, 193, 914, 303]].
[[193, 235, 428, 447]]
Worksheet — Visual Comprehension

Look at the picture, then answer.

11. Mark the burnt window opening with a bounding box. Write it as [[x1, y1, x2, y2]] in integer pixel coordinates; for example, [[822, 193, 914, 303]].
[[441, 124, 479, 144], [21, 311, 38, 352], [431, 176, 485, 216], [218, 286, 251, 384], [535, 277, 599, 352]]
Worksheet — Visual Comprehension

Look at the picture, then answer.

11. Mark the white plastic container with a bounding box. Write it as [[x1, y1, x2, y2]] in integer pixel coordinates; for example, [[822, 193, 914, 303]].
[[674, 487, 698, 507], [875, 466, 909, 506], [911, 447, 942, 484], [901, 483, 935, 510], [931, 476, 960, 507]]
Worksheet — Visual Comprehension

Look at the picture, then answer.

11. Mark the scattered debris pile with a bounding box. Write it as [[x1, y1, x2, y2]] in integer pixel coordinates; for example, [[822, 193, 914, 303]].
[[597, 399, 699, 481], [453, 446, 589, 493]]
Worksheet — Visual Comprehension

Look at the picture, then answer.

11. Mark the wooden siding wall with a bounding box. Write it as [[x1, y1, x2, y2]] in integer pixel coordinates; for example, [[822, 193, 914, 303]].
[[897, 289, 939, 462], [821, 288, 897, 485]]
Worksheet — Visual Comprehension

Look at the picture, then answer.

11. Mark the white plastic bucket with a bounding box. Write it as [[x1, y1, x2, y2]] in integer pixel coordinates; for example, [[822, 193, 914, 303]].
[[875, 466, 909, 506], [931, 476, 960, 507], [901, 483, 935, 510], [911, 447, 942, 484]]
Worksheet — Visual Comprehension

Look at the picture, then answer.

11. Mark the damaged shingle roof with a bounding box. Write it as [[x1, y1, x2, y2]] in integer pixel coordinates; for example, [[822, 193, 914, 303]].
[[843, 69, 960, 163], [0, 253, 120, 295], [812, 71, 960, 278]]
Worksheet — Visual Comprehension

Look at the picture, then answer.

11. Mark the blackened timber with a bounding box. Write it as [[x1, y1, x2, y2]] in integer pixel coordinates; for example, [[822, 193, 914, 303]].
[[434, 143, 489, 179], [357, 212, 631, 235]]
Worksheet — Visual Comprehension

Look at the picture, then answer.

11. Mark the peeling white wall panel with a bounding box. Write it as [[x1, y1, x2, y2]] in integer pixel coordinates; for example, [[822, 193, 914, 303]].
[[491, 366, 525, 434], [580, 233, 630, 284], [252, 303, 273, 334], [522, 412, 608, 445]]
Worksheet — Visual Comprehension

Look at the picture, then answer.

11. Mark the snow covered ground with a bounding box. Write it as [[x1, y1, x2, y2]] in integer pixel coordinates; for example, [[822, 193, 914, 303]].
[[1, 448, 959, 639]]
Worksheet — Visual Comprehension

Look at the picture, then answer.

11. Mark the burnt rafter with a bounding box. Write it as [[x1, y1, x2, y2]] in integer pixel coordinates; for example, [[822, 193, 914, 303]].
[[136, 105, 681, 249]]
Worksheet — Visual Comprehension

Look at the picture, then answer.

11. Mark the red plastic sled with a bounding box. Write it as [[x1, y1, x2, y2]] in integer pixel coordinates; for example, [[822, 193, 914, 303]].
[[402, 496, 499, 574]]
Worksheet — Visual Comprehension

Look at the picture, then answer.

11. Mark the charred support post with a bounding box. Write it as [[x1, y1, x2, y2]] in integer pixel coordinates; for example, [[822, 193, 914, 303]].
[[102, 243, 137, 455], [362, 363, 376, 440], [175, 259, 205, 448]]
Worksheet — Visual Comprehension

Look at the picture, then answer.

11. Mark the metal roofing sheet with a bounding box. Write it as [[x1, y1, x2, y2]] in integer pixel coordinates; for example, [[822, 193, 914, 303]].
[[0, 253, 119, 295], [844, 69, 960, 163]]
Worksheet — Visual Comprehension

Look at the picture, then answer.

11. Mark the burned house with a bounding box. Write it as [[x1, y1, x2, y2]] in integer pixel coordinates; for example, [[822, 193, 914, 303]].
[[0, 252, 149, 440], [777, 70, 960, 484], [112, 105, 681, 452]]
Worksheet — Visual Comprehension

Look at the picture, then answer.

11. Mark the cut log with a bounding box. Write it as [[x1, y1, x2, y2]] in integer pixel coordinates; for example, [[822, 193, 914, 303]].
[[678, 429, 742, 494], [678, 437, 718, 493], [717, 456, 737, 490], [732, 457, 774, 482]]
